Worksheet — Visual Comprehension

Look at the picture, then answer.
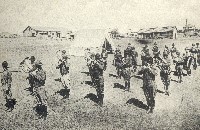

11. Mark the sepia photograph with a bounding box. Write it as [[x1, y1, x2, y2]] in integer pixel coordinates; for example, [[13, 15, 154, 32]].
[[0, 0, 200, 129]]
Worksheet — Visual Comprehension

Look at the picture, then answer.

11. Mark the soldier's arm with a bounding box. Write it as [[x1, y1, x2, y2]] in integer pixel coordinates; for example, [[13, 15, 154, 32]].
[[96, 60, 104, 70]]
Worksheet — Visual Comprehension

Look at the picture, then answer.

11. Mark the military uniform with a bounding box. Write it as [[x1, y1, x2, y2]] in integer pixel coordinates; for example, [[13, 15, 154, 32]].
[[152, 43, 160, 64], [138, 59, 157, 113], [131, 47, 138, 71], [101, 49, 108, 71], [189, 45, 197, 69], [32, 61, 47, 105], [197, 46, 200, 66], [174, 53, 184, 83], [159, 56, 171, 95], [93, 54, 104, 106], [114, 52, 123, 78], [122, 63, 131, 91], [170, 45, 177, 59], [1, 63, 12, 101], [57, 54, 70, 89]]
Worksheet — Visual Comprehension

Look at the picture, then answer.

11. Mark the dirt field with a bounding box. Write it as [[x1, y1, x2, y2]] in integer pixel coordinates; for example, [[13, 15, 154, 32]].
[[0, 37, 200, 129]]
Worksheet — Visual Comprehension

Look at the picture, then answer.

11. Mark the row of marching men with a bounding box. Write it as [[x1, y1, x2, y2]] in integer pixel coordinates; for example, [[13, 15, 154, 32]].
[[0, 50, 70, 119], [112, 42, 200, 113]]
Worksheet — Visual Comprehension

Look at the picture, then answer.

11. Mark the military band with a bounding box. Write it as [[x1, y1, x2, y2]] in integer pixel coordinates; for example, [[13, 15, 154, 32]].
[[1, 41, 200, 117]]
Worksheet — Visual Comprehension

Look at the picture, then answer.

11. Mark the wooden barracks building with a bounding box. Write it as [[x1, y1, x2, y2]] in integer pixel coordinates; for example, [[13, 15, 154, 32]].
[[23, 26, 74, 39]]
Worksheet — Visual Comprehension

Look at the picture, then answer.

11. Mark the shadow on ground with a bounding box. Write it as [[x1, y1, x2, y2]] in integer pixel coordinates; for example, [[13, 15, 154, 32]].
[[55, 89, 70, 99], [81, 71, 90, 76], [113, 83, 125, 90], [34, 104, 48, 120], [85, 81, 94, 87], [109, 73, 118, 78], [84, 93, 99, 104], [126, 98, 148, 110], [157, 89, 165, 94]]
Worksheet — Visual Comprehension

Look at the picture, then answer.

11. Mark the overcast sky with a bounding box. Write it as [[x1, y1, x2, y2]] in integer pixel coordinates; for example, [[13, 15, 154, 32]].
[[0, 0, 200, 33]]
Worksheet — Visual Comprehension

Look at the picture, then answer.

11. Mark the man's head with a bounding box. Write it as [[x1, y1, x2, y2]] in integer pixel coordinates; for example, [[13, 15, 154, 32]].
[[196, 43, 199, 47], [163, 53, 168, 58], [95, 53, 101, 60], [192, 43, 195, 46], [154, 42, 157, 46], [2, 61, 9, 69], [62, 50, 66, 54], [35, 61, 43, 68], [172, 43, 175, 47], [176, 51, 180, 56], [30, 56, 36, 63]]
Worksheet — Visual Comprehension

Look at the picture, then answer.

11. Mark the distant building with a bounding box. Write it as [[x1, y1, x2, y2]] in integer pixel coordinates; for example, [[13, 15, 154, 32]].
[[138, 26, 178, 39], [23, 26, 73, 39], [0, 32, 11, 38], [126, 31, 138, 38]]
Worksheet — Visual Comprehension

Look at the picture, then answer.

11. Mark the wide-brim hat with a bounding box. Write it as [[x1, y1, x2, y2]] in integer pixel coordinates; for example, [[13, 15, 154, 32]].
[[2, 61, 9, 68], [29, 56, 35, 60]]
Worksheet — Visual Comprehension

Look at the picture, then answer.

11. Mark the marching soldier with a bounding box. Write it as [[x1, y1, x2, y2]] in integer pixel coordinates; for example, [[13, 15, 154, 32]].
[[158, 53, 171, 95], [152, 42, 160, 64], [1, 61, 14, 111], [141, 45, 149, 66], [174, 52, 184, 83], [170, 43, 177, 59], [88, 53, 96, 85], [163, 45, 170, 57], [124, 43, 132, 58], [92, 53, 105, 106], [196, 43, 200, 66], [131, 46, 138, 72], [101, 48, 108, 71], [114, 50, 123, 79], [122, 57, 132, 91], [113, 45, 121, 65], [56, 50, 70, 91], [31, 61, 47, 119], [189, 43, 197, 69], [137, 57, 157, 113], [28, 56, 38, 94]]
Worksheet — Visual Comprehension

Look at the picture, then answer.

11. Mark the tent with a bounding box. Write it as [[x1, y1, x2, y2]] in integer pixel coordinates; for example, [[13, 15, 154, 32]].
[[69, 29, 115, 57]]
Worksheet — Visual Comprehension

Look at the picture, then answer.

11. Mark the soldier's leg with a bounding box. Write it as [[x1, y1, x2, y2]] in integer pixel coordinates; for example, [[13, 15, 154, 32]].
[[34, 87, 43, 105], [127, 80, 130, 91], [97, 78, 104, 106], [148, 87, 155, 112]]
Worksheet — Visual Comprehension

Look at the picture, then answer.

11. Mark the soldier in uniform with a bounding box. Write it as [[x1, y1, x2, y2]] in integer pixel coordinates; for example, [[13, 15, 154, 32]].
[[163, 45, 170, 56], [101, 48, 108, 71], [170, 43, 177, 59], [152, 42, 160, 64], [92, 53, 104, 106], [196, 43, 200, 66], [31, 61, 47, 106], [141, 45, 149, 66], [137, 57, 157, 113], [56, 50, 70, 91], [114, 50, 123, 79], [1, 61, 14, 111], [131, 46, 138, 72], [124, 43, 132, 58], [122, 57, 132, 91], [174, 52, 184, 83], [31, 61, 47, 119], [189, 43, 197, 69], [113, 45, 121, 65], [28, 56, 38, 94], [158, 53, 171, 95]]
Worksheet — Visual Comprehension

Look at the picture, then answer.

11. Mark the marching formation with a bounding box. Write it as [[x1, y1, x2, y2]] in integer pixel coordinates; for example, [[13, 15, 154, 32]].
[[1, 42, 200, 119]]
